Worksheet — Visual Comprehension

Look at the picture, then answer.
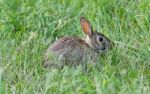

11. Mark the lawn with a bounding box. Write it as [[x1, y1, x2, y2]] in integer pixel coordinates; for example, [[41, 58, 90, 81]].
[[0, 0, 150, 94]]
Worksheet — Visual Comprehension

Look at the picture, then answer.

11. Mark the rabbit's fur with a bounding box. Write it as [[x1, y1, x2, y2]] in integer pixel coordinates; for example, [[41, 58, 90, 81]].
[[43, 17, 113, 68]]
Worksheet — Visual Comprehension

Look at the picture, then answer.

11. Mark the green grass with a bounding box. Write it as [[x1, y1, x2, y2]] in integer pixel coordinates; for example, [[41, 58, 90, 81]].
[[0, 0, 150, 94]]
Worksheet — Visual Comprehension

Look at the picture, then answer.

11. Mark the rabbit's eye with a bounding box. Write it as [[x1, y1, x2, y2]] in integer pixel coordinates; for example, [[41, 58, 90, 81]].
[[98, 36, 103, 42]]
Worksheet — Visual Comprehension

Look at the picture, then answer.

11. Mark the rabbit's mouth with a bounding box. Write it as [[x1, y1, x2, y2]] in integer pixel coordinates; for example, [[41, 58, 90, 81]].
[[98, 49, 109, 54], [94, 46, 107, 53], [100, 47, 106, 50]]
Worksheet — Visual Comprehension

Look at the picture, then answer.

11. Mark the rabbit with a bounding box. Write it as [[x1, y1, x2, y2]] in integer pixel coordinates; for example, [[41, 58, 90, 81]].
[[43, 17, 113, 68]]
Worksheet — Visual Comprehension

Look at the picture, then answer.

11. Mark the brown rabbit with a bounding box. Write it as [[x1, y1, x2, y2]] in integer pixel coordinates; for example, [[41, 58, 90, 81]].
[[43, 17, 113, 68]]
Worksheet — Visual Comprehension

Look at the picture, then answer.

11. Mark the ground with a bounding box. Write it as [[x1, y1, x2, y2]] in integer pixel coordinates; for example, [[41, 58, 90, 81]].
[[0, 0, 150, 94]]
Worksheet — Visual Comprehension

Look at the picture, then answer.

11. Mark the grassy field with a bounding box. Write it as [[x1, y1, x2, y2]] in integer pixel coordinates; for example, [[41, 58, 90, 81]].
[[0, 0, 150, 94]]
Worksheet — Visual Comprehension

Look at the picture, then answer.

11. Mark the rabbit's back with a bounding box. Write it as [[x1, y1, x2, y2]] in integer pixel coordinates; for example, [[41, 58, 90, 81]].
[[44, 37, 98, 67]]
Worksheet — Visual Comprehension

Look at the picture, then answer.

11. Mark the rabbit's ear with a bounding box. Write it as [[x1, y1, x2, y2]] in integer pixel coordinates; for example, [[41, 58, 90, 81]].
[[80, 17, 93, 36]]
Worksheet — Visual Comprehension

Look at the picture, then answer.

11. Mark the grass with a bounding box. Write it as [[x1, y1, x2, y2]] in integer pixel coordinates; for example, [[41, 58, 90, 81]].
[[0, 0, 150, 93]]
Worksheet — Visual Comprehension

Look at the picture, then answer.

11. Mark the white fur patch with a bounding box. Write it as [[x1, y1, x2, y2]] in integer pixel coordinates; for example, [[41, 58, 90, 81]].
[[85, 35, 92, 48]]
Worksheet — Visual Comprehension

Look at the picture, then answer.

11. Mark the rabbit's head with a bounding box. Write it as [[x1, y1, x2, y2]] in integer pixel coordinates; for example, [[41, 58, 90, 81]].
[[80, 17, 113, 53]]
